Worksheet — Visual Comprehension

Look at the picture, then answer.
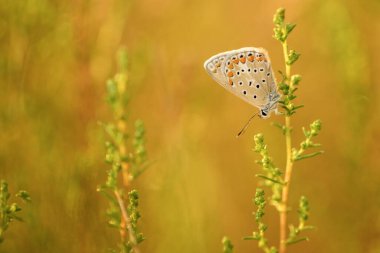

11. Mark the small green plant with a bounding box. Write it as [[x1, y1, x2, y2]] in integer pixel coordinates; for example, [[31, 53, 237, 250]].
[[222, 8, 323, 253], [222, 236, 234, 253], [98, 48, 148, 253], [0, 180, 31, 244]]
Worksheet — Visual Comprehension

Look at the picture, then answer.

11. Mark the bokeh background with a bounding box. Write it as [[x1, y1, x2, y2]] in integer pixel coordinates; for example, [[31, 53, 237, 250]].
[[1, 0, 380, 252]]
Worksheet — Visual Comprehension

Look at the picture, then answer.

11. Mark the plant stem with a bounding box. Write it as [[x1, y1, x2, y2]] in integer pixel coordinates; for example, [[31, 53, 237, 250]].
[[118, 117, 130, 188], [279, 40, 294, 253], [282, 41, 291, 78], [114, 190, 140, 253], [114, 72, 140, 253]]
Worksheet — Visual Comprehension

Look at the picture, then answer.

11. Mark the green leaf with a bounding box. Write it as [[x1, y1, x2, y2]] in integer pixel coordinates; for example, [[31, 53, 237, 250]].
[[293, 151, 324, 161], [286, 237, 309, 245], [286, 50, 301, 65], [16, 191, 31, 202], [106, 79, 118, 105], [301, 225, 315, 231], [293, 105, 304, 110], [222, 236, 234, 253], [117, 48, 128, 73], [243, 236, 256, 240], [310, 120, 322, 136], [256, 174, 285, 185], [286, 23, 296, 34], [290, 74, 302, 85], [273, 8, 285, 25], [298, 196, 310, 221]]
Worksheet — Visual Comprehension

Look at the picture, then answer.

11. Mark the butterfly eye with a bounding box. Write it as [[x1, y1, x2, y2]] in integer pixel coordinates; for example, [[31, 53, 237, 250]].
[[237, 71, 240, 75], [267, 73, 271, 76], [248, 52, 253, 56], [249, 81, 253, 86], [256, 84, 260, 88], [239, 54, 244, 58], [248, 68, 251, 72], [241, 69, 245, 72], [239, 81, 243, 85], [260, 68, 264, 72], [262, 79, 266, 83], [225, 69, 228, 73], [253, 68, 257, 73], [253, 95, 257, 99], [242, 90, 247, 95], [232, 56, 237, 60], [220, 57, 225, 61]]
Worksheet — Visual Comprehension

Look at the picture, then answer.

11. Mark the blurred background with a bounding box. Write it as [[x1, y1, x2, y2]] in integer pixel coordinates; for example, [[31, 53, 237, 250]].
[[1, 0, 380, 252]]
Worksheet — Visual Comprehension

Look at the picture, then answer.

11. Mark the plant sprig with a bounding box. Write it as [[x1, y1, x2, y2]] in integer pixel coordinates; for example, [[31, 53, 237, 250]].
[[273, 8, 321, 253], [222, 237, 234, 253], [244, 189, 278, 253], [254, 134, 283, 211], [222, 8, 323, 253], [0, 180, 30, 244], [98, 49, 148, 253], [285, 196, 314, 245], [292, 120, 323, 162]]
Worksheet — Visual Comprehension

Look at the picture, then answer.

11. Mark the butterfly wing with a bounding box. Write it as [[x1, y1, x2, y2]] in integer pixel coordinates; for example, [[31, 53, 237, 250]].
[[204, 47, 278, 110], [203, 51, 230, 86]]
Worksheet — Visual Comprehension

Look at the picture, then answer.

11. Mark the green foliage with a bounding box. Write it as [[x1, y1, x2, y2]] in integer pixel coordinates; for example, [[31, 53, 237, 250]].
[[127, 190, 144, 244], [274, 8, 302, 118], [98, 48, 148, 253], [286, 50, 301, 66], [224, 8, 323, 253], [273, 8, 296, 43], [286, 196, 314, 245], [0, 180, 30, 244], [221, 8, 323, 252], [254, 134, 283, 211], [292, 120, 323, 162], [278, 72, 303, 117], [131, 120, 148, 179], [222, 236, 234, 253], [244, 189, 277, 253]]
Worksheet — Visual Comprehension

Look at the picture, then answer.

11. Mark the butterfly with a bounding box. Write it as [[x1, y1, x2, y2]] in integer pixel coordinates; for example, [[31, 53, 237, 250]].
[[204, 47, 281, 122]]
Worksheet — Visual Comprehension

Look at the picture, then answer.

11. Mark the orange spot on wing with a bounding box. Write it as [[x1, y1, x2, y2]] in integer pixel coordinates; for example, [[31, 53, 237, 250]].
[[232, 59, 239, 64], [240, 57, 246, 63], [229, 79, 233, 86], [227, 71, 234, 77], [248, 56, 255, 62]]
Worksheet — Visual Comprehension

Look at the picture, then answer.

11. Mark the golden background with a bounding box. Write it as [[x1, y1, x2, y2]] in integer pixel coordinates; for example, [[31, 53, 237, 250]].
[[1, 0, 380, 252]]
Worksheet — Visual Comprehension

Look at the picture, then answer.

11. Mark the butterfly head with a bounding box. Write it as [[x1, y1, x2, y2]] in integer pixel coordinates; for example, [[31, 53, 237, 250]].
[[259, 92, 281, 119]]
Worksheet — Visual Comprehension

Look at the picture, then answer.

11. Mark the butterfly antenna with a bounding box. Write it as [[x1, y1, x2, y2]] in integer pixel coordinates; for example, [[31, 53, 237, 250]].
[[236, 112, 258, 138]]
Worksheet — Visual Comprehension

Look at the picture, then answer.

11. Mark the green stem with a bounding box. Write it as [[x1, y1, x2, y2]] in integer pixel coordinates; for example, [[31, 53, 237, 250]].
[[114, 189, 140, 253], [279, 40, 293, 253], [282, 41, 291, 78]]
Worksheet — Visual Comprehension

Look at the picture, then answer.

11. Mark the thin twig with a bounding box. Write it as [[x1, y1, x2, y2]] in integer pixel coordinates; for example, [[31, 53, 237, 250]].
[[114, 189, 140, 253], [279, 40, 294, 253], [114, 71, 140, 253]]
